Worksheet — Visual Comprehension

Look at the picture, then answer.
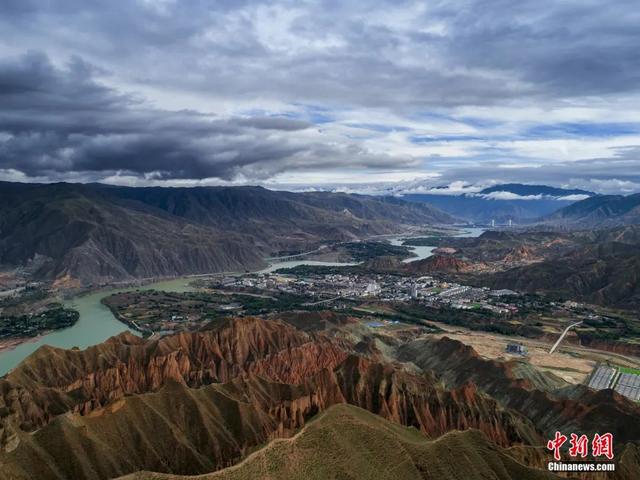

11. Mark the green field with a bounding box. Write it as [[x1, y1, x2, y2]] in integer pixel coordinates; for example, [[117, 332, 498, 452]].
[[618, 366, 640, 375]]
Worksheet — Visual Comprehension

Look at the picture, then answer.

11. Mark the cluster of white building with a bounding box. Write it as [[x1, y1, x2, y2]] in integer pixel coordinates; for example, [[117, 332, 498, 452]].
[[212, 272, 520, 314]]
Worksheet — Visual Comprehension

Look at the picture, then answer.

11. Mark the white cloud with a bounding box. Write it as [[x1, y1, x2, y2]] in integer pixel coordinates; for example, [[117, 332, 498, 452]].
[[556, 194, 591, 201], [480, 191, 544, 201]]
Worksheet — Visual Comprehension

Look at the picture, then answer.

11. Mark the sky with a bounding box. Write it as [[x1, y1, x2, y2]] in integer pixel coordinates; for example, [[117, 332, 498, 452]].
[[1, 0, 640, 195]]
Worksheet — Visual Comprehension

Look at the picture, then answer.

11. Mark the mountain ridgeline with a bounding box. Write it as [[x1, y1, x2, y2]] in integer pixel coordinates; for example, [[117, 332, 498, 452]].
[[423, 226, 640, 310], [120, 405, 557, 480], [0, 182, 453, 286], [1, 313, 639, 479], [544, 192, 640, 228], [401, 183, 595, 224]]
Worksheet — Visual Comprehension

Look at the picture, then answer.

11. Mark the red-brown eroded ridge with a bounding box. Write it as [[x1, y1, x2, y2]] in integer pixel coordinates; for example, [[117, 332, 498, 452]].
[[0, 313, 639, 479]]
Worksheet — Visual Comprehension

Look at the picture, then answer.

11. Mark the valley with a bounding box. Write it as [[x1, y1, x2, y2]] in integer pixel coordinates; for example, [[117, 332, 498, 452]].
[[99, 258, 640, 388], [3, 222, 639, 376], [1, 183, 640, 479], [402, 183, 596, 224], [0, 230, 442, 373], [4, 3, 640, 478], [0, 182, 454, 287], [1, 309, 639, 479]]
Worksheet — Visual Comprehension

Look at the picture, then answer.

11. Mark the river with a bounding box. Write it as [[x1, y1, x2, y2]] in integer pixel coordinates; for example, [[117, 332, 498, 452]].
[[0, 277, 199, 375], [0, 227, 484, 375], [389, 226, 485, 263], [0, 263, 358, 375]]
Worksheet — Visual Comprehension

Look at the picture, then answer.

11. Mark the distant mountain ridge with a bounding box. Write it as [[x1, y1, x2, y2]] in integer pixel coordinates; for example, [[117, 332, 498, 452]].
[[544, 192, 640, 227], [478, 236, 640, 310], [401, 183, 595, 224], [444, 225, 640, 310], [0, 182, 453, 286], [479, 183, 594, 198]]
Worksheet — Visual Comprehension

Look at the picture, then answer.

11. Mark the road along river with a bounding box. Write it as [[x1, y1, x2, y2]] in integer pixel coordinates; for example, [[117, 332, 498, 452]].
[[0, 227, 484, 375]]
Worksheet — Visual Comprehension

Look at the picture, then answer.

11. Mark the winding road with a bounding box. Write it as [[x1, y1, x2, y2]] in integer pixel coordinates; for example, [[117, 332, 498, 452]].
[[549, 321, 583, 354]]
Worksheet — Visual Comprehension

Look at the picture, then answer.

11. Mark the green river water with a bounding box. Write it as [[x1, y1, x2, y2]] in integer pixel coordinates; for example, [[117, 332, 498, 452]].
[[0, 228, 483, 375]]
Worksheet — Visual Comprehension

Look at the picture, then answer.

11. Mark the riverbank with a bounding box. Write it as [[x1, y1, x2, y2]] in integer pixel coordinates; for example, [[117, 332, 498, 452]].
[[0, 335, 43, 354], [0, 227, 484, 375], [100, 298, 154, 338]]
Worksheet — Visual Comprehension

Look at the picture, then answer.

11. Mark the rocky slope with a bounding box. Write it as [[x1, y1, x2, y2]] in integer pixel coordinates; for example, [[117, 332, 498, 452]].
[[434, 230, 576, 264], [405, 254, 479, 274], [476, 241, 640, 309], [432, 226, 640, 309], [0, 185, 264, 286], [398, 336, 640, 444], [1, 313, 639, 479], [103, 185, 454, 230], [0, 315, 538, 449]]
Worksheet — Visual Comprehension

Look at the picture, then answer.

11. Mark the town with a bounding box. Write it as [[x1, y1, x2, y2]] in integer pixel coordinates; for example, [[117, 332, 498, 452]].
[[207, 270, 520, 313]]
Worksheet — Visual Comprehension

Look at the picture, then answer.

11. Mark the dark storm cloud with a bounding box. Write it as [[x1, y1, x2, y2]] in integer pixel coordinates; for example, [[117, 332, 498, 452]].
[[425, 0, 640, 98], [3, 0, 639, 109], [0, 1, 639, 186], [0, 52, 410, 180]]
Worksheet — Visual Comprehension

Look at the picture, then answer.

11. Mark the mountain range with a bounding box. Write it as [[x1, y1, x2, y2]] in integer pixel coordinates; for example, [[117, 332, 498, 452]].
[[476, 229, 640, 310], [428, 225, 640, 310], [1, 312, 638, 479], [543, 193, 640, 228], [0, 182, 452, 286], [479, 184, 593, 198], [402, 183, 595, 224]]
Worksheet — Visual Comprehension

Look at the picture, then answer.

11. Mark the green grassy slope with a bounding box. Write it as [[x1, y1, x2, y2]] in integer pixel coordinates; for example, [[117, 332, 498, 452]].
[[121, 404, 555, 480]]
